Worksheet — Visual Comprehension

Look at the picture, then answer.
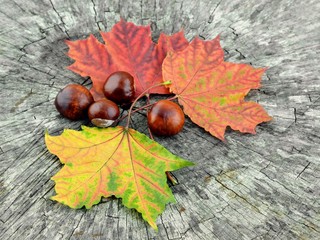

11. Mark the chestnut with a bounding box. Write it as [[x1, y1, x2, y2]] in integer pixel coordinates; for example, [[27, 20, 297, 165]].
[[88, 99, 120, 121], [147, 100, 185, 136], [54, 84, 94, 120], [103, 71, 135, 105]]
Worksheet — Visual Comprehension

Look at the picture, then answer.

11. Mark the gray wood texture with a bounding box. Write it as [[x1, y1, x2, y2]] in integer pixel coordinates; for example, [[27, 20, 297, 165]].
[[1, 0, 319, 239]]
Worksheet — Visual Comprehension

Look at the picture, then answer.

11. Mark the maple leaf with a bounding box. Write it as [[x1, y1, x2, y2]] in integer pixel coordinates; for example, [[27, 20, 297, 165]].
[[66, 19, 189, 99], [157, 31, 189, 58], [162, 36, 272, 140], [154, 31, 189, 85], [101, 19, 188, 97], [45, 126, 193, 229], [66, 35, 117, 100]]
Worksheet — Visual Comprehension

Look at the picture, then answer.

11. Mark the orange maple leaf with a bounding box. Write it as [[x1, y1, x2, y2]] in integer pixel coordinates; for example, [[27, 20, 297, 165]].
[[162, 36, 272, 140]]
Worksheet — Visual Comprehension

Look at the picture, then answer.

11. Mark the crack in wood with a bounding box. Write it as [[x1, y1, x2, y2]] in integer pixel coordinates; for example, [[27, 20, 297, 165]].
[[67, 212, 85, 239], [215, 203, 230, 214], [229, 26, 239, 38], [41, 185, 55, 201], [39, 25, 57, 34], [144, 221, 151, 239], [188, 224, 203, 239], [266, 74, 271, 81], [207, 0, 222, 23], [285, 213, 320, 234], [140, 0, 143, 25], [17, 36, 47, 62], [214, 176, 264, 215], [160, 215, 170, 239], [293, 107, 297, 123], [90, 0, 101, 31], [80, 77, 91, 87], [291, 146, 302, 153], [235, 49, 246, 59], [181, 227, 192, 237], [259, 170, 295, 194], [19, 37, 46, 53], [48, 0, 70, 38], [296, 162, 310, 179]]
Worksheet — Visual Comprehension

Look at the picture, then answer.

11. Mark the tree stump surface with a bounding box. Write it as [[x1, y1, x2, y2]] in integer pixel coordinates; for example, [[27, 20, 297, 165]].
[[1, 0, 319, 239]]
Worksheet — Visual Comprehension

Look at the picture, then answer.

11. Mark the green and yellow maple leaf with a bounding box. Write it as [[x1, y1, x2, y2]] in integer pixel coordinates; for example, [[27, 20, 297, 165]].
[[45, 126, 193, 229]]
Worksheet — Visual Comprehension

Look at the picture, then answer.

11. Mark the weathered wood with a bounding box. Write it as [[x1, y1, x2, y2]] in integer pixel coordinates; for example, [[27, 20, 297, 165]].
[[1, 0, 319, 239]]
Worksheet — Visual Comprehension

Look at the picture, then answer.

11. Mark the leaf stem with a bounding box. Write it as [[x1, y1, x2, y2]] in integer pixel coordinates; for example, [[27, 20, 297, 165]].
[[125, 81, 172, 129], [118, 95, 177, 124], [147, 127, 154, 140], [166, 172, 179, 186]]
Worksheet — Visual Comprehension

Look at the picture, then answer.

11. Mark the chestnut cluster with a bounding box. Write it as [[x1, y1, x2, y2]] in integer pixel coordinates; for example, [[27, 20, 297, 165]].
[[55, 71, 134, 123], [54, 71, 185, 136]]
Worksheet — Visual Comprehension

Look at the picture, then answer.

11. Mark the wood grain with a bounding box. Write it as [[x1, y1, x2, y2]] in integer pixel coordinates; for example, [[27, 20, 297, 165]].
[[1, 0, 319, 239]]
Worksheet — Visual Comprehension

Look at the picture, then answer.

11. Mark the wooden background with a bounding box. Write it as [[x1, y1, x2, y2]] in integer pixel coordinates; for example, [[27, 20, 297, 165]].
[[1, 0, 319, 239]]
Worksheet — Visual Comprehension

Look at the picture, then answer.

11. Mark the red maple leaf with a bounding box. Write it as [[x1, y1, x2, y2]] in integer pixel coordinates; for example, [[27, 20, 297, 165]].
[[66, 19, 189, 100], [66, 35, 118, 100]]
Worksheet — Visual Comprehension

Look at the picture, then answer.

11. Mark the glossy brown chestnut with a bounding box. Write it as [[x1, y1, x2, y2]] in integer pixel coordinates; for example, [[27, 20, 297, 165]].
[[54, 84, 94, 120], [88, 99, 120, 121], [147, 100, 185, 136], [103, 71, 135, 105]]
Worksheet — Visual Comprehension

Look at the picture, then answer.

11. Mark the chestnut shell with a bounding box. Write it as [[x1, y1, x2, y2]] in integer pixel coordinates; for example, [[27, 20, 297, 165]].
[[88, 99, 120, 121], [103, 71, 135, 105], [54, 84, 94, 120], [147, 100, 185, 136]]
